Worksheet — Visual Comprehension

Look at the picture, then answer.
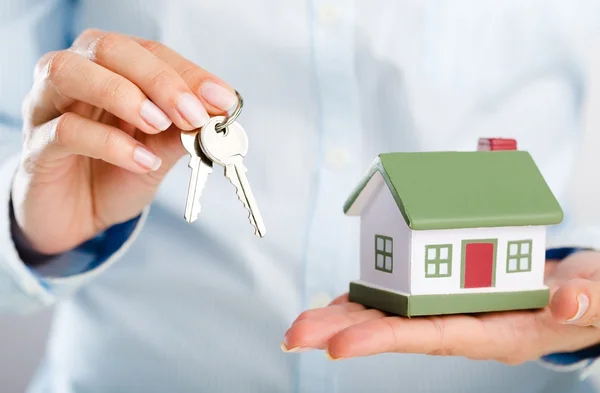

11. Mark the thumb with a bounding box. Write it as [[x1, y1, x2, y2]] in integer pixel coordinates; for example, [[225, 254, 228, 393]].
[[550, 278, 600, 327]]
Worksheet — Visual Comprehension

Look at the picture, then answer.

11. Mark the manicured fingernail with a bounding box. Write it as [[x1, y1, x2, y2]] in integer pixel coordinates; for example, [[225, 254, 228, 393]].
[[325, 349, 345, 361], [140, 100, 171, 131], [177, 93, 210, 128], [280, 342, 314, 353], [567, 293, 589, 322], [199, 81, 238, 111], [133, 146, 162, 171]]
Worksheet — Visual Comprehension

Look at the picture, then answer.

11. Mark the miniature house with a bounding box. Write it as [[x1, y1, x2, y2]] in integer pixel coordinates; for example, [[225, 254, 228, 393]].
[[344, 143, 563, 317]]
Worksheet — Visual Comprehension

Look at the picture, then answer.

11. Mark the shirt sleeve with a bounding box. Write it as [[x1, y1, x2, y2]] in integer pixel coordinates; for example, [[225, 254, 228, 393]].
[[0, 0, 149, 314]]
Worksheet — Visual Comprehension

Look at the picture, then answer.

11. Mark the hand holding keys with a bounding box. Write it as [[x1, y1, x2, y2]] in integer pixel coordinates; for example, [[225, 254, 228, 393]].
[[180, 92, 266, 237]]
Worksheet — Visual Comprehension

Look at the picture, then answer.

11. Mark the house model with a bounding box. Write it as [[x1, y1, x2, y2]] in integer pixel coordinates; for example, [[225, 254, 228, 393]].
[[344, 139, 563, 317]]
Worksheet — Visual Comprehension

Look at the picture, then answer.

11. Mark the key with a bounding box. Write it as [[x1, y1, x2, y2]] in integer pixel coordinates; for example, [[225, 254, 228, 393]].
[[181, 130, 213, 223], [199, 116, 266, 237]]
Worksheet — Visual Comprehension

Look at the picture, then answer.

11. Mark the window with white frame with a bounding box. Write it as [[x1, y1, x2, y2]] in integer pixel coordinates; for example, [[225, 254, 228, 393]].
[[425, 244, 453, 278]]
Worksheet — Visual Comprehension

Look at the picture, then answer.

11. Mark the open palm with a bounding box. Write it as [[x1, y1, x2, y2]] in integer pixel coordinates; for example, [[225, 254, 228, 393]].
[[283, 251, 600, 364]]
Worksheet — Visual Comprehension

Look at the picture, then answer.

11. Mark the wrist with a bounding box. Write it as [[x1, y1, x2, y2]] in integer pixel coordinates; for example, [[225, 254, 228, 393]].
[[9, 196, 61, 266]]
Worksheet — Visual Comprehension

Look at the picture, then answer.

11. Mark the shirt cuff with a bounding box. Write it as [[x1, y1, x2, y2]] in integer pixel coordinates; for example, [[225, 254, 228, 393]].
[[30, 206, 149, 298], [9, 196, 143, 280]]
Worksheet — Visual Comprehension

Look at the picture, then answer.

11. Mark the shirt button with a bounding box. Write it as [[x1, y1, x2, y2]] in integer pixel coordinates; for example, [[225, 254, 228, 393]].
[[22, 279, 39, 294], [316, 5, 338, 26], [325, 147, 350, 170], [309, 292, 332, 309]]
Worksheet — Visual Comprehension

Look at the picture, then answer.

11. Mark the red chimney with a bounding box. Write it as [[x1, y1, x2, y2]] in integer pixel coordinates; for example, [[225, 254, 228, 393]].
[[477, 137, 517, 151]]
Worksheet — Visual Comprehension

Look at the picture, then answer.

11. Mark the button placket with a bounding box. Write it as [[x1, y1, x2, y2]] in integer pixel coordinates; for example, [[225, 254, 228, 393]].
[[298, 1, 361, 392]]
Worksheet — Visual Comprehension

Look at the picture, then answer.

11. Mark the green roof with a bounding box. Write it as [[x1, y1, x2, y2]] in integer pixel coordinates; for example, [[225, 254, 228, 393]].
[[343, 151, 563, 230]]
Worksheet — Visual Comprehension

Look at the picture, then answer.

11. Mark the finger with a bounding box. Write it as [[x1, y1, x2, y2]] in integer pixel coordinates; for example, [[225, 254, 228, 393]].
[[325, 314, 525, 362], [26, 112, 162, 173], [283, 308, 384, 351], [71, 29, 213, 130], [292, 302, 366, 325], [31, 50, 171, 134], [550, 278, 600, 326], [325, 316, 453, 359], [544, 260, 560, 281], [131, 37, 239, 114], [329, 293, 350, 306]]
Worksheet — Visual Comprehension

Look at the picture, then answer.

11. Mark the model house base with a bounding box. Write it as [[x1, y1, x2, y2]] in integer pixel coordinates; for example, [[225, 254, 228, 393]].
[[349, 281, 550, 317]]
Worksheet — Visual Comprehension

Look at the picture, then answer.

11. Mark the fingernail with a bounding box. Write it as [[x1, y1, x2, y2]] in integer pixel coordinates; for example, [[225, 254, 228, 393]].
[[133, 146, 162, 171], [325, 349, 346, 361], [177, 93, 210, 128], [140, 100, 171, 131], [280, 342, 314, 353], [567, 293, 589, 322], [199, 81, 238, 111]]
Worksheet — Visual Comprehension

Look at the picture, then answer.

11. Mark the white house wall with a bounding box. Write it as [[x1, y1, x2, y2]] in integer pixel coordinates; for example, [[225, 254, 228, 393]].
[[410, 226, 546, 295], [360, 174, 411, 293]]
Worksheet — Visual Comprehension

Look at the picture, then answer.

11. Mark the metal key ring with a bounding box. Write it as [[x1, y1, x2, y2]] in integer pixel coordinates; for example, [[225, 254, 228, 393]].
[[215, 90, 243, 133]]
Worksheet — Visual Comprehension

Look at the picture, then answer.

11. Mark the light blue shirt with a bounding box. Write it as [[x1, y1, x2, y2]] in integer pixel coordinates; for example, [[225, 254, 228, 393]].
[[2, 0, 600, 392]]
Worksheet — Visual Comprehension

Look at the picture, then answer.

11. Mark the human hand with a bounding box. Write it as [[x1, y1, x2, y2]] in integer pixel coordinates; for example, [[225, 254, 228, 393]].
[[283, 250, 600, 365], [11, 28, 238, 255]]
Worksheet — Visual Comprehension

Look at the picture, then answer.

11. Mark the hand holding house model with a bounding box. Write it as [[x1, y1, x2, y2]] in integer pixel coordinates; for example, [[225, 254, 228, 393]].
[[345, 138, 564, 317]]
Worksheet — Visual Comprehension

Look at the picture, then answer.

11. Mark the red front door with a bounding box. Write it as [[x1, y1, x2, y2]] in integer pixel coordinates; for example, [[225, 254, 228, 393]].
[[463, 242, 495, 288]]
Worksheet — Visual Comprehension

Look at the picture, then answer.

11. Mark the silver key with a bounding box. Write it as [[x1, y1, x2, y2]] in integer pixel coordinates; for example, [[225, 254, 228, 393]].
[[199, 116, 266, 237], [181, 130, 213, 223]]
